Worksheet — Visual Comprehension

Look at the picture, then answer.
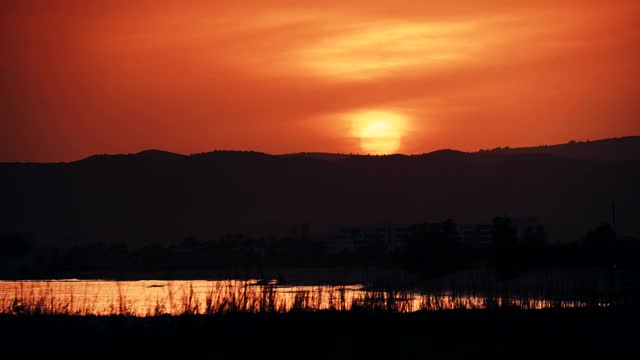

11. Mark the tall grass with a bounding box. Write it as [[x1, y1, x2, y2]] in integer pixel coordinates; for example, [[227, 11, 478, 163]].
[[0, 280, 613, 317]]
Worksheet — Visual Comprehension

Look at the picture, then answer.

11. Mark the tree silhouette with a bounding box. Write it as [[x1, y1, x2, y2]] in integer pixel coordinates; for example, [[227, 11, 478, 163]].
[[0, 233, 32, 259], [583, 223, 616, 248], [492, 217, 517, 249]]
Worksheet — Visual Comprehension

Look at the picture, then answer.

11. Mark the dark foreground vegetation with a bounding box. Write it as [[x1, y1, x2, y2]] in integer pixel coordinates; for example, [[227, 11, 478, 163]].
[[1, 307, 636, 358]]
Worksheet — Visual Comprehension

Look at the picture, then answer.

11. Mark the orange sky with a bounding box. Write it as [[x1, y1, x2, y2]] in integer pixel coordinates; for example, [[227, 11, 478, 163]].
[[2, 0, 640, 161]]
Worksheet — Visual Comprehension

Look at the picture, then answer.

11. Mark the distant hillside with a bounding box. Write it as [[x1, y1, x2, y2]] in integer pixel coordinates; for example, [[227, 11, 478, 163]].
[[67, 136, 640, 164], [79, 150, 186, 164], [476, 137, 640, 161], [279, 153, 355, 161], [1, 136, 639, 248]]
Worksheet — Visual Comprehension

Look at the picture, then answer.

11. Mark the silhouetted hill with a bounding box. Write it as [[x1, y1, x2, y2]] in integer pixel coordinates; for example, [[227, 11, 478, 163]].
[[79, 150, 185, 164], [477, 136, 640, 161], [279, 153, 354, 161], [134, 150, 185, 160], [418, 149, 473, 160], [190, 150, 270, 161], [1, 137, 639, 248]]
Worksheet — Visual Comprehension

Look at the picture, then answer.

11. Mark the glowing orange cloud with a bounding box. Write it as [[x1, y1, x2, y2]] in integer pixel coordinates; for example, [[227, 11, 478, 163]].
[[1, 0, 639, 161]]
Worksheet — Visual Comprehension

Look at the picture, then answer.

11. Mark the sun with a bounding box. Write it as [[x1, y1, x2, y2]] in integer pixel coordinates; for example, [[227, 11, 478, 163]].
[[360, 120, 401, 154], [348, 110, 408, 154]]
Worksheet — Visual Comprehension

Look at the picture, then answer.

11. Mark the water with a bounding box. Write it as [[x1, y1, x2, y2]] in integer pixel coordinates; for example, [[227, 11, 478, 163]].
[[0, 279, 612, 316]]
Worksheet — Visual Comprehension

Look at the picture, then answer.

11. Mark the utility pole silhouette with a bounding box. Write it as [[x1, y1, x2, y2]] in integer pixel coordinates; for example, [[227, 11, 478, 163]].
[[611, 200, 616, 231]]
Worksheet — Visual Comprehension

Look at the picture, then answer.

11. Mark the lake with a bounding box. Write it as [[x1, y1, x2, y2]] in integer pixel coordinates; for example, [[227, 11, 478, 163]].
[[0, 278, 614, 316]]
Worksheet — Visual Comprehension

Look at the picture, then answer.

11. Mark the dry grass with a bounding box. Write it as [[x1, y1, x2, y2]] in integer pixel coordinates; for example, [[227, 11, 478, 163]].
[[0, 280, 610, 317]]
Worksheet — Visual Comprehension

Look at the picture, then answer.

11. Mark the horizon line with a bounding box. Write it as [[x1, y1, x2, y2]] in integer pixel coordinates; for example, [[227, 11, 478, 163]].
[[4, 135, 639, 164]]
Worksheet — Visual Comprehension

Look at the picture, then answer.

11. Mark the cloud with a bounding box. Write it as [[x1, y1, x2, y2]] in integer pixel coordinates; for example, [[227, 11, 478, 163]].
[[1, 0, 639, 160]]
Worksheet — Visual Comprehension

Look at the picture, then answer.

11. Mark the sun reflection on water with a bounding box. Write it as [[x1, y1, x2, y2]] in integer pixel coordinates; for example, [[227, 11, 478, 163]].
[[0, 280, 610, 317]]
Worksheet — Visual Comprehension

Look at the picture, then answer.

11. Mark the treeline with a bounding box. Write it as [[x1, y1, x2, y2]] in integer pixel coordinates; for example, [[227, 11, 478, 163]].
[[1, 218, 639, 278]]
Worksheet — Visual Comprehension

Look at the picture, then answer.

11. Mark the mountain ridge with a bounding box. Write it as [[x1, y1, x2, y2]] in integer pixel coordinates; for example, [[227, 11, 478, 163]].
[[63, 136, 640, 163], [6, 136, 637, 165], [1, 136, 639, 248]]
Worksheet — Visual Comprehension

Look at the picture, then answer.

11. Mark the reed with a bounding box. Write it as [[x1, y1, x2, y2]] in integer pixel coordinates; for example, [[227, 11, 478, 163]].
[[0, 280, 612, 317]]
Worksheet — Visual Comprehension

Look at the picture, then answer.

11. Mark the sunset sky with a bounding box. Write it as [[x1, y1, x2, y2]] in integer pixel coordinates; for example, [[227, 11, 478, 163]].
[[2, 0, 639, 161]]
